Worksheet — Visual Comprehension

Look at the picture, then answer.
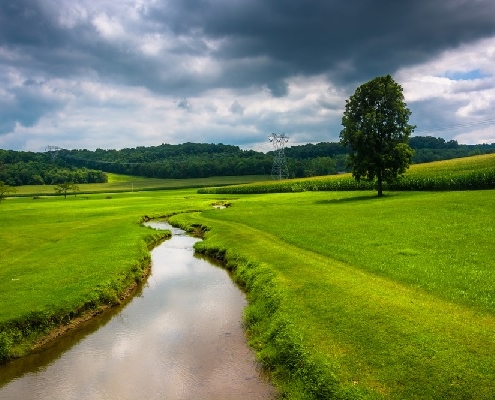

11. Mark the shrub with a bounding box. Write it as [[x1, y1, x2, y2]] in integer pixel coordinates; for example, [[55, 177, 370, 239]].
[[0, 331, 13, 363]]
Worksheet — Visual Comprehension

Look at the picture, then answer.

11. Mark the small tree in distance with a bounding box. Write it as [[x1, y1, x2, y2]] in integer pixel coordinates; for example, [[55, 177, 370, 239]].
[[340, 74, 415, 196], [72, 183, 80, 197], [0, 181, 16, 203], [55, 182, 75, 199]]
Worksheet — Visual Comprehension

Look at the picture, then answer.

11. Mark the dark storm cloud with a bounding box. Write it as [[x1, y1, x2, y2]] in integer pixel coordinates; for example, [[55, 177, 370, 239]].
[[229, 100, 244, 115], [145, 0, 495, 88], [0, 77, 63, 134], [176, 98, 192, 110], [1, 0, 494, 149], [3, 0, 494, 95], [0, 1, 60, 47], [266, 80, 290, 98]]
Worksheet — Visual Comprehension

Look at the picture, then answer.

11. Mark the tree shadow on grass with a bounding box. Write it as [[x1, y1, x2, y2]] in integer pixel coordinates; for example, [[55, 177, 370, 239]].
[[314, 193, 398, 205]]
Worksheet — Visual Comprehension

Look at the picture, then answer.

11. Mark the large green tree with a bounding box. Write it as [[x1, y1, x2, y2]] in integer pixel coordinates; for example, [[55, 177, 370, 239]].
[[340, 75, 415, 196]]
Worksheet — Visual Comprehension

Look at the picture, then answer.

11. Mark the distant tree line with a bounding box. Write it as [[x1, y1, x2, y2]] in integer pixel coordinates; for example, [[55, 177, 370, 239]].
[[0, 150, 107, 186], [1, 137, 494, 185], [62, 145, 273, 178], [408, 136, 495, 163]]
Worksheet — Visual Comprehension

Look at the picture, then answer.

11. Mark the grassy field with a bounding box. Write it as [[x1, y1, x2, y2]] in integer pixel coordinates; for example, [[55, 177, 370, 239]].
[[170, 189, 495, 399], [12, 173, 271, 196], [1, 161, 495, 398], [0, 190, 222, 361]]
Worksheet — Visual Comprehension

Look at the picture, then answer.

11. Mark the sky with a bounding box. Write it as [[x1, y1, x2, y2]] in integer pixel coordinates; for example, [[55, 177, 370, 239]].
[[1, 0, 495, 153]]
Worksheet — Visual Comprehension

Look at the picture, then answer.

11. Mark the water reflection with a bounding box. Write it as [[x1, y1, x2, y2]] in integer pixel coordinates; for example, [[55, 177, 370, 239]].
[[0, 221, 276, 400]]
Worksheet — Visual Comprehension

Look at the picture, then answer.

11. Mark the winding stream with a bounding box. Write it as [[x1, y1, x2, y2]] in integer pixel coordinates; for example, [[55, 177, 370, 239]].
[[0, 221, 276, 399]]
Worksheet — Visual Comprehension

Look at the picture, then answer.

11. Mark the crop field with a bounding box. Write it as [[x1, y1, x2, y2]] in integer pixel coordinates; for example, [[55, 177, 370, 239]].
[[199, 153, 495, 193], [1, 155, 495, 399]]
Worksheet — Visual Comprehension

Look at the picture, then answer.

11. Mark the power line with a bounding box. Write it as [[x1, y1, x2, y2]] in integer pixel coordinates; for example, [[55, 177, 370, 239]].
[[414, 118, 495, 134], [45, 145, 62, 161], [61, 154, 147, 165]]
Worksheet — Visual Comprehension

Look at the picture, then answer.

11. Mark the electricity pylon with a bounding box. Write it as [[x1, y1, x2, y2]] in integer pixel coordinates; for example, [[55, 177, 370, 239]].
[[45, 145, 62, 160], [269, 133, 289, 180]]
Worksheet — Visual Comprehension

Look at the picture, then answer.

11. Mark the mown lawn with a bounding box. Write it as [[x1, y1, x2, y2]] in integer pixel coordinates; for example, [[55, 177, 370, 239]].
[[170, 189, 495, 399]]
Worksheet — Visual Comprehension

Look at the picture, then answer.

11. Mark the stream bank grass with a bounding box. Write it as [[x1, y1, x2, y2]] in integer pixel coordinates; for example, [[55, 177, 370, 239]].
[[0, 190, 222, 361], [170, 189, 495, 399]]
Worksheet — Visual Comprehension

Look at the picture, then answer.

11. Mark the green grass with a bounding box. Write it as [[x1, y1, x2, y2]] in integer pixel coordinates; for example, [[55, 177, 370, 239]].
[[170, 189, 495, 399], [406, 152, 495, 176], [12, 173, 271, 196], [2, 165, 495, 398], [0, 190, 223, 360]]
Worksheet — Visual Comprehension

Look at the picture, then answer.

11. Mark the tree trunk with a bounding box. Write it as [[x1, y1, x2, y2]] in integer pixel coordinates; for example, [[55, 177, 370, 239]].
[[377, 174, 383, 197]]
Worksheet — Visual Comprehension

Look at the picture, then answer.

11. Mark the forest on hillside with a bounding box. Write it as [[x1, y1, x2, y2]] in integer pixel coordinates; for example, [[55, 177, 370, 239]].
[[1, 137, 494, 186], [0, 150, 107, 186]]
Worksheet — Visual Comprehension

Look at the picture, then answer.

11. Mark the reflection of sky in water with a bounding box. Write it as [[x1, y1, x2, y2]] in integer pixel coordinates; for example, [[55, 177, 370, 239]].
[[0, 222, 275, 400]]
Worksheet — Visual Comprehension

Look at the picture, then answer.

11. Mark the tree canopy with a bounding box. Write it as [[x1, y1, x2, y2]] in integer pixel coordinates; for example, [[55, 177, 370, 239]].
[[1, 135, 494, 187], [340, 75, 415, 196]]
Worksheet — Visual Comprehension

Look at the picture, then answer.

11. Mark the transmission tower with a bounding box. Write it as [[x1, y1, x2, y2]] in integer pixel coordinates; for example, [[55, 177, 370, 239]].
[[45, 145, 62, 160], [269, 133, 289, 180]]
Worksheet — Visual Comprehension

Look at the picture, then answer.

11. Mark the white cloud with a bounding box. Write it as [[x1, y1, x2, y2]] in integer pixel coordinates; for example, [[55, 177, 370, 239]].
[[57, 3, 89, 28], [92, 13, 125, 40], [455, 126, 495, 144], [140, 34, 166, 56], [2, 1, 495, 150], [401, 76, 453, 102], [396, 36, 495, 142], [0, 72, 348, 151]]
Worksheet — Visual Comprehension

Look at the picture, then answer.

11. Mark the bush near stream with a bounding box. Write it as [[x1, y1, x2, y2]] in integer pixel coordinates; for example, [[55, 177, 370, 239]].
[[198, 153, 495, 194]]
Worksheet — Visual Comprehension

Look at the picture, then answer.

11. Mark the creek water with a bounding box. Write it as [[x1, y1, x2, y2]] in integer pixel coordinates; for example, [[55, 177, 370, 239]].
[[0, 221, 276, 399]]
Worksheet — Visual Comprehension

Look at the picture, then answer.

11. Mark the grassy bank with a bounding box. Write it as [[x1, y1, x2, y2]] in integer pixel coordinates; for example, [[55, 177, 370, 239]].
[[170, 189, 495, 399], [198, 153, 495, 194], [0, 190, 224, 362]]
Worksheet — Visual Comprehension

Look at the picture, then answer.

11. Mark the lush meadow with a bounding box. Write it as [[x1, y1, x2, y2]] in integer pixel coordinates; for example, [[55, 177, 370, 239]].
[[170, 189, 495, 399], [2, 155, 495, 399], [12, 173, 270, 196], [0, 190, 221, 361]]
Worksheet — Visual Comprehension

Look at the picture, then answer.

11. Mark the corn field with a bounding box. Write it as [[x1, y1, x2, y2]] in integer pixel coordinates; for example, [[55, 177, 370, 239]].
[[198, 153, 495, 194]]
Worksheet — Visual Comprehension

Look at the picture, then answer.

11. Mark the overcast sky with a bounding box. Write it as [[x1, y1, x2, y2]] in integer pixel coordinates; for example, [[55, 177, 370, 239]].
[[1, 0, 495, 152]]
